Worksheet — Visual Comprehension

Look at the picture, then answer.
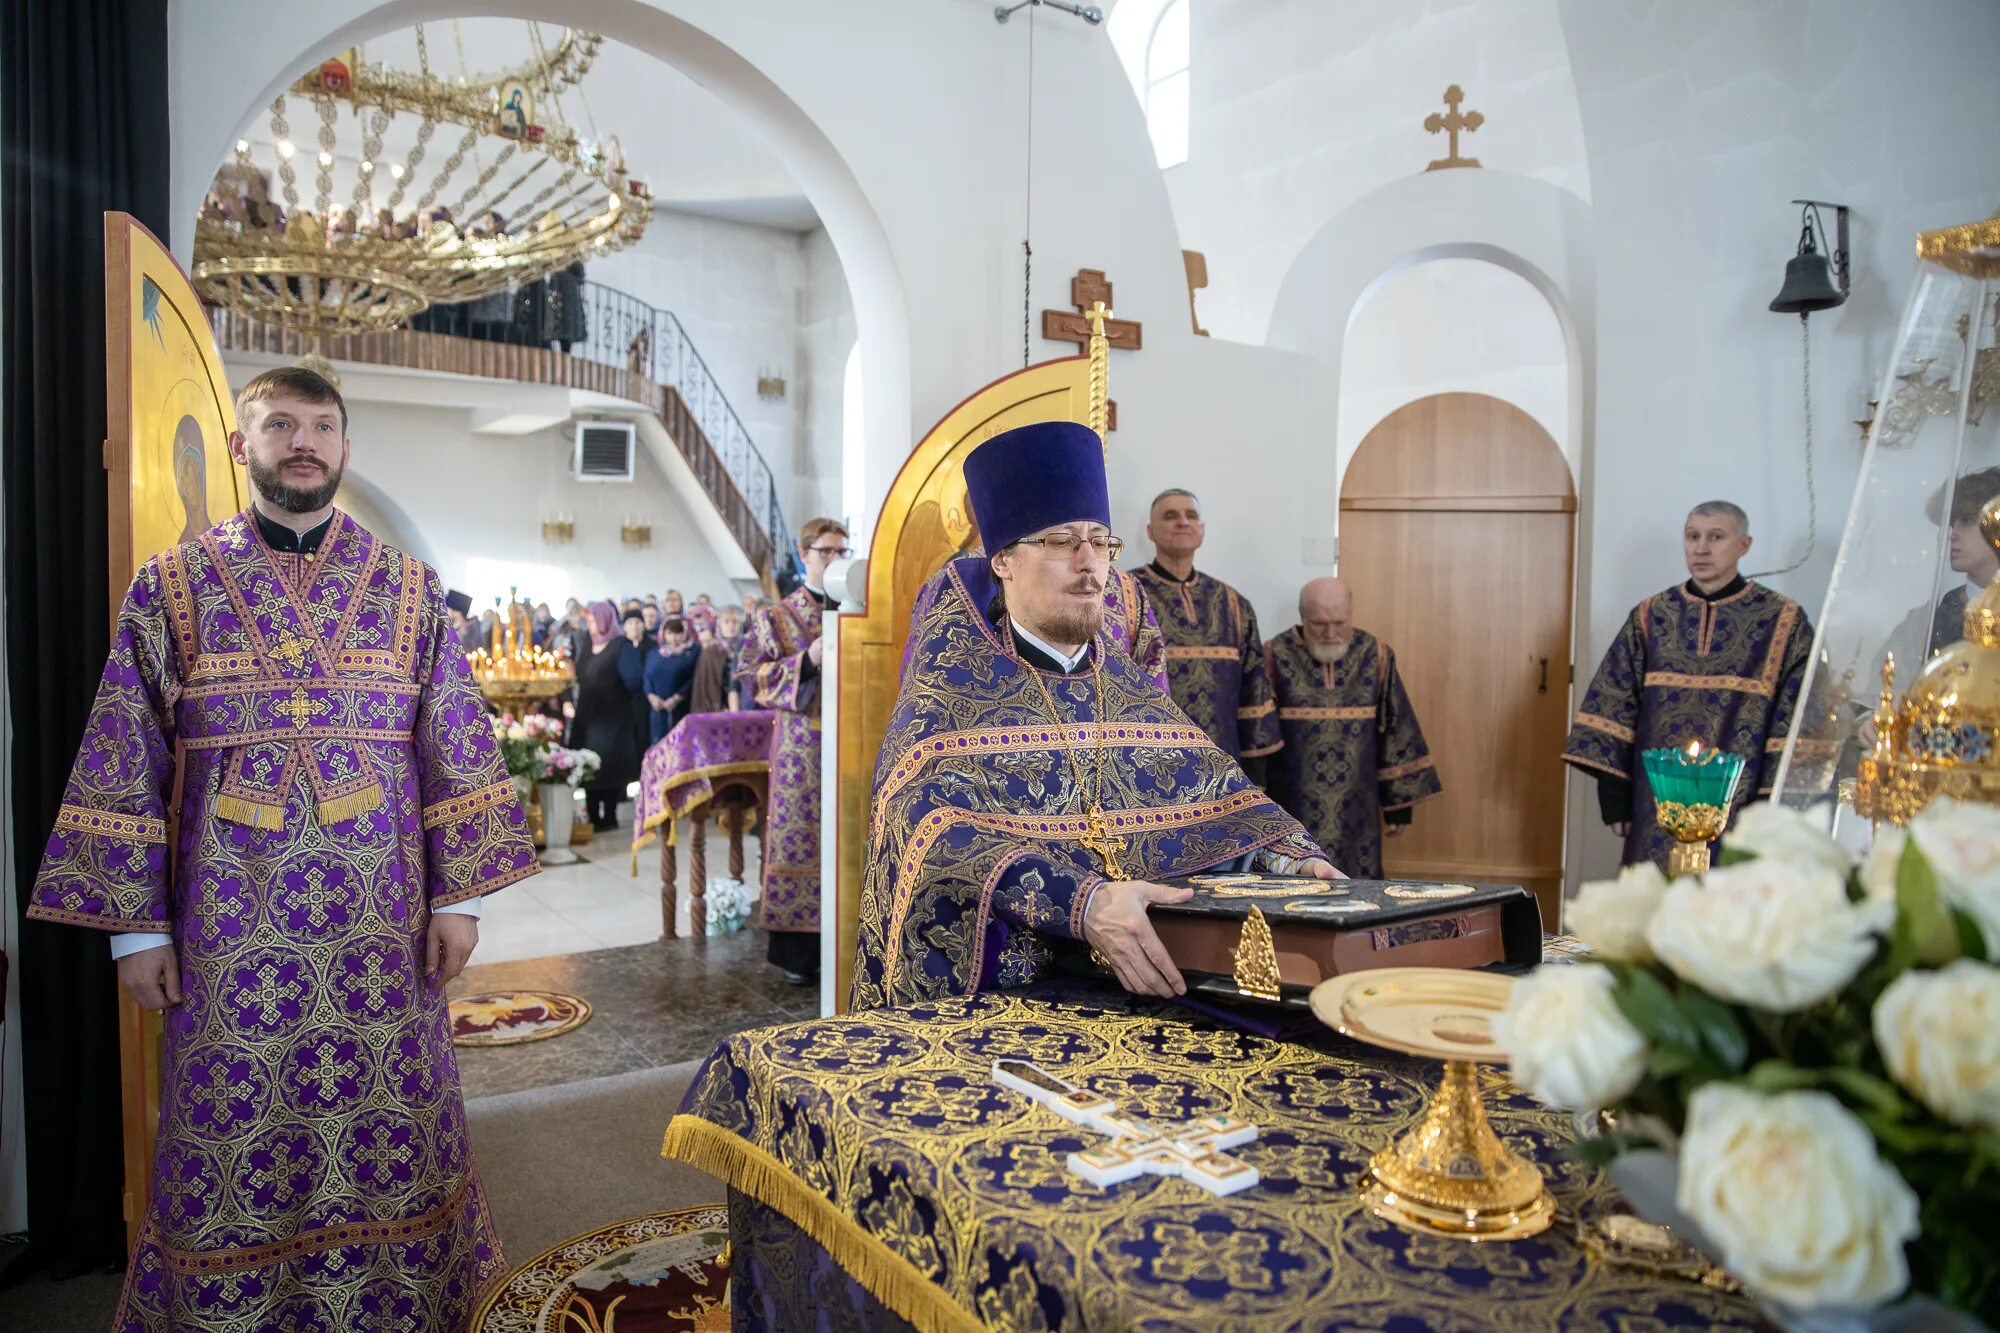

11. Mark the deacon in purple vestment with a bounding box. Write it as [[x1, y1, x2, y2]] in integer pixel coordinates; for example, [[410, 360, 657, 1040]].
[[856, 422, 1330, 1010], [1266, 578, 1442, 880], [29, 367, 537, 1331], [1131, 488, 1282, 779], [1563, 501, 1815, 868], [737, 518, 848, 985]]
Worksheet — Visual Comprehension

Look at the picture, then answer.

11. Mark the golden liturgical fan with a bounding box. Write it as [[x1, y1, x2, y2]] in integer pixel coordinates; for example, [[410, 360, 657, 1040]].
[[1856, 495, 2000, 823], [1310, 969, 1555, 1241]]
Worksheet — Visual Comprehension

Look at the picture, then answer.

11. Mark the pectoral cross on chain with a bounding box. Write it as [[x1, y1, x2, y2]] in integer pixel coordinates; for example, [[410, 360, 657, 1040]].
[[1079, 809, 1128, 881]]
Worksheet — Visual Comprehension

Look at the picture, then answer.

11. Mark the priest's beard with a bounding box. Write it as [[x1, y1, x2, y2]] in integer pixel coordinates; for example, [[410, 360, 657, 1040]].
[[1304, 635, 1353, 665], [1002, 578, 1106, 651], [248, 453, 343, 514]]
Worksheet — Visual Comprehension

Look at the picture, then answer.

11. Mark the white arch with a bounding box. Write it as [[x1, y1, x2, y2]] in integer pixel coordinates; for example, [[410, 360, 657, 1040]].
[[170, 0, 911, 530], [1266, 167, 1598, 891]]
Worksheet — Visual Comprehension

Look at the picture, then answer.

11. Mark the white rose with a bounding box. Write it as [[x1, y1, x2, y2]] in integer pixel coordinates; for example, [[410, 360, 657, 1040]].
[[1910, 798, 2000, 954], [507, 724, 528, 741], [1873, 960, 2000, 1128], [1677, 1083, 1917, 1310], [1860, 825, 1907, 907], [1565, 863, 1668, 964], [1726, 801, 1852, 880], [1493, 964, 1647, 1113], [1645, 861, 1889, 1011]]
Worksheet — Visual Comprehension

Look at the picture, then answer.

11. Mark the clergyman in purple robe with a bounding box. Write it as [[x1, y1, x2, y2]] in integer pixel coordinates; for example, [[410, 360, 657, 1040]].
[[29, 365, 538, 1330]]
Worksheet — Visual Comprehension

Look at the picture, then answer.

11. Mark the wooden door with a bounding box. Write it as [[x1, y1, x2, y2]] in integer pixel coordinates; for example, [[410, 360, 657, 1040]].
[[1338, 393, 1574, 923]]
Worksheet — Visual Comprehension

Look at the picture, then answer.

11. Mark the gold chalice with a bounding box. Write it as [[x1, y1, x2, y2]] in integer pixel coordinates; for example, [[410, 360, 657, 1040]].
[[1311, 968, 1555, 1242]]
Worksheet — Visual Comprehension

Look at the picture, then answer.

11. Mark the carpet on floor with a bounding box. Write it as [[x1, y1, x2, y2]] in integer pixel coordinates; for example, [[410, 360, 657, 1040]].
[[472, 1205, 729, 1332], [467, 1059, 723, 1265], [451, 990, 593, 1045]]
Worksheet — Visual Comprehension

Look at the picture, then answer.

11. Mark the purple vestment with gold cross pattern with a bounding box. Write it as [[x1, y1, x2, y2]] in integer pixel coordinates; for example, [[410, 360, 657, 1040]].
[[736, 584, 827, 936], [1131, 563, 1282, 763], [29, 508, 536, 1331], [1265, 626, 1442, 880], [854, 557, 1322, 1010], [1562, 580, 1815, 868]]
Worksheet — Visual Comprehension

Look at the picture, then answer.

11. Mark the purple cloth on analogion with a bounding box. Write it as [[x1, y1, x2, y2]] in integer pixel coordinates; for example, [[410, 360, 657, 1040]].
[[634, 709, 778, 844]]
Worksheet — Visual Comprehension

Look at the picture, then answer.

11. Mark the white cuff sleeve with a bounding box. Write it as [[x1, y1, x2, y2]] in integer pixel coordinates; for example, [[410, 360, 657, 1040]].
[[435, 898, 483, 920], [108, 931, 173, 960]]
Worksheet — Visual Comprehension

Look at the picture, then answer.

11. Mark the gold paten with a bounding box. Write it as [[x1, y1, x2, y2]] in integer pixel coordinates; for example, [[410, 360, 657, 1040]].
[[1311, 969, 1554, 1242], [1855, 497, 2000, 824], [1230, 907, 1283, 1002], [1654, 800, 1730, 877]]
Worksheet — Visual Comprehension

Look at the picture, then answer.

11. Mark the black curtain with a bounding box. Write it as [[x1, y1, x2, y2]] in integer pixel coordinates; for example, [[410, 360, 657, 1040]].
[[2, 0, 171, 1278]]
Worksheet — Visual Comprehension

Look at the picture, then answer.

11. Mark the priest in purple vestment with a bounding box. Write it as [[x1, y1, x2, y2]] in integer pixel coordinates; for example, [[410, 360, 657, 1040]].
[[1563, 500, 1816, 868], [1266, 576, 1442, 879], [737, 518, 848, 986], [1131, 488, 1283, 780], [29, 366, 538, 1332], [855, 422, 1333, 1010]]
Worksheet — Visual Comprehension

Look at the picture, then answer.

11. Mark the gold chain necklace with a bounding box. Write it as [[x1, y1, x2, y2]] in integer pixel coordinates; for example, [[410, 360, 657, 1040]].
[[1021, 643, 1127, 879]]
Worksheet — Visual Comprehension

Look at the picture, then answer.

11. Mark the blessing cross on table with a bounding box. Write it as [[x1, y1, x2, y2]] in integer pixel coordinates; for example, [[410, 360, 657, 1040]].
[[992, 1060, 1261, 1196], [1424, 84, 1484, 171]]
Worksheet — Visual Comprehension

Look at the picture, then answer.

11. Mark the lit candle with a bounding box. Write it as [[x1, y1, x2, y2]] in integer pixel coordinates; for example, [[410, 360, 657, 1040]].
[[1686, 740, 1702, 761]]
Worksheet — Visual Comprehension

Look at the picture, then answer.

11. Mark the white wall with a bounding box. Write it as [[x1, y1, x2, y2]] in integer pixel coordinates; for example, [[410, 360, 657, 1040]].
[[336, 398, 737, 608], [1337, 257, 1569, 479], [1160, 0, 1591, 344], [586, 210, 808, 523], [798, 224, 856, 537]]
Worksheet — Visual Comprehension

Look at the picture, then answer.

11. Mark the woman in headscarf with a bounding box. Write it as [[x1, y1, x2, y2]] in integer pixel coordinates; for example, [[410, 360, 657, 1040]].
[[644, 616, 703, 744], [569, 600, 643, 830]]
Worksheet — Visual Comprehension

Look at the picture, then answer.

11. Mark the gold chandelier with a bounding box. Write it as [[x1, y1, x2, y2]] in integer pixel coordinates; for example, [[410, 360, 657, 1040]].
[[193, 23, 652, 336]]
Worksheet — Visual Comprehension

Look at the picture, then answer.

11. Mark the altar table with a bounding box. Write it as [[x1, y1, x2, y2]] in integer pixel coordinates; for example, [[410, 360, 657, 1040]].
[[661, 980, 1763, 1331], [632, 710, 775, 936]]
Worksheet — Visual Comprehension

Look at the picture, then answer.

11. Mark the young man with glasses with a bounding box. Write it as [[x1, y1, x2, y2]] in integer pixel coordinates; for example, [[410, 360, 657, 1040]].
[[852, 420, 1336, 1010], [737, 517, 849, 984]]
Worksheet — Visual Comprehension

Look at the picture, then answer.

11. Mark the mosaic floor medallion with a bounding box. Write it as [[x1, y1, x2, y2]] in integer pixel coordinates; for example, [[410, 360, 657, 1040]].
[[449, 991, 593, 1046], [473, 1206, 730, 1332]]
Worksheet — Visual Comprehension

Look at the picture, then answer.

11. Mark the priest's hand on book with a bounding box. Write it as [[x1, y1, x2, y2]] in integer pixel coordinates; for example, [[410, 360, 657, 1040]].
[[116, 943, 182, 1011], [1083, 881, 1192, 998]]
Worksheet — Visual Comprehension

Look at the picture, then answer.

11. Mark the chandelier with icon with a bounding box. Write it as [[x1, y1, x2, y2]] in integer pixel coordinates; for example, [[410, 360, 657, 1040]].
[[193, 23, 652, 337]]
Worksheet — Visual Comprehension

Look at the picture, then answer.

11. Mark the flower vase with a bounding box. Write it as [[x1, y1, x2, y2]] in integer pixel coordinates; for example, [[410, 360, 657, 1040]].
[[537, 783, 579, 865]]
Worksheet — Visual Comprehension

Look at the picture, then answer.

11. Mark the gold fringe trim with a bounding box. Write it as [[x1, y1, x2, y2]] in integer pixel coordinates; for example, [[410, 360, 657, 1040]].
[[660, 1116, 981, 1333], [315, 781, 384, 826], [213, 793, 285, 830]]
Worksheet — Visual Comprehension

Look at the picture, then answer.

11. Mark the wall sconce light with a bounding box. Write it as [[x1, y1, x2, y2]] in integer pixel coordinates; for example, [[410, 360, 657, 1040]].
[[541, 514, 575, 544], [621, 521, 652, 548], [756, 369, 787, 400], [1769, 199, 1851, 316]]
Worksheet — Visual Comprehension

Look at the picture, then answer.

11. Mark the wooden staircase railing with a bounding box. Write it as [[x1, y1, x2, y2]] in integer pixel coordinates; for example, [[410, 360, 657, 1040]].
[[207, 307, 780, 588]]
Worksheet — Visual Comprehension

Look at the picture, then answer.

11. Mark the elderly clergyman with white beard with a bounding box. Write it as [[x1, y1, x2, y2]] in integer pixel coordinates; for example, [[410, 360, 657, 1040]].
[[1265, 576, 1442, 878]]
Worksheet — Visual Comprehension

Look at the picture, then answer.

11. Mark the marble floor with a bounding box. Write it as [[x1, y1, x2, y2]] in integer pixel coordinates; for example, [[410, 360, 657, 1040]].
[[473, 797, 674, 963]]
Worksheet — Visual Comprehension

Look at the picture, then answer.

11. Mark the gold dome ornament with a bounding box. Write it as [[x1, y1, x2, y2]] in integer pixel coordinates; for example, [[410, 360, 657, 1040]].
[[1855, 496, 2000, 825]]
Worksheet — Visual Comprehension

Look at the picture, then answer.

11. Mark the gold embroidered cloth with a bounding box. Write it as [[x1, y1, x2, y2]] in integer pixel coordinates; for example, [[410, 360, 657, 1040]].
[[663, 982, 1763, 1331]]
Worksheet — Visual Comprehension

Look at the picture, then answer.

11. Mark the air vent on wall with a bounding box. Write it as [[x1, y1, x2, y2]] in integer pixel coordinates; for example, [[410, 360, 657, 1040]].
[[573, 421, 636, 482]]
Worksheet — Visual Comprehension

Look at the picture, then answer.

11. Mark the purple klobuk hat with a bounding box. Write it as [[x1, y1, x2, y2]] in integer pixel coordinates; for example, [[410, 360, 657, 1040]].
[[962, 420, 1110, 553]]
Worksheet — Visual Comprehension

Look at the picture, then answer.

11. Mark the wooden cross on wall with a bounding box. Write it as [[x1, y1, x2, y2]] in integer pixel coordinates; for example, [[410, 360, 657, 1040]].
[[1424, 84, 1484, 171], [1043, 270, 1140, 431]]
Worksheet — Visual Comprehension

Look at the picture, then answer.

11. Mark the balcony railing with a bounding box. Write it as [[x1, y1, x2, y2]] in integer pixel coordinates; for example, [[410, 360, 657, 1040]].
[[572, 282, 797, 586]]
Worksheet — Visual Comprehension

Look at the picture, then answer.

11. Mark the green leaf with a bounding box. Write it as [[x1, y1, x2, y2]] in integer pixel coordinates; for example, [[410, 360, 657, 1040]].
[[1818, 1066, 1912, 1118], [1745, 1059, 1818, 1093], [1678, 987, 1750, 1072], [1956, 909, 1990, 964], [1893, 839, 1960, 972], [1611, 969, 1701, 1054], [1714, 847, 1758, 867], [1568, 1132, 1653, 1169]]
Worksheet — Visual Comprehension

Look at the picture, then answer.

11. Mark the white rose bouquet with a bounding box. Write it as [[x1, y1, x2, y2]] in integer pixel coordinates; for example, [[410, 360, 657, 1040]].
[[1500, 798, 2000, 1323]]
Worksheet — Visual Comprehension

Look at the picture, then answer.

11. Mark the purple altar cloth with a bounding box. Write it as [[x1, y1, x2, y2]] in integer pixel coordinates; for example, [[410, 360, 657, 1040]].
[[630, 710, 776, 867]]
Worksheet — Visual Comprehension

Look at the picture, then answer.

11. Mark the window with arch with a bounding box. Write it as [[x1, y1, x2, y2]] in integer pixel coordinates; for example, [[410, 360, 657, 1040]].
[[1144, 0, 1189, 169]]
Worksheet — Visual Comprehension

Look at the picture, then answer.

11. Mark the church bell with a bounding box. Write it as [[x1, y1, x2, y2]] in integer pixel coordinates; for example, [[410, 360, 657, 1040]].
[[1769, 201, 1851, 314]]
